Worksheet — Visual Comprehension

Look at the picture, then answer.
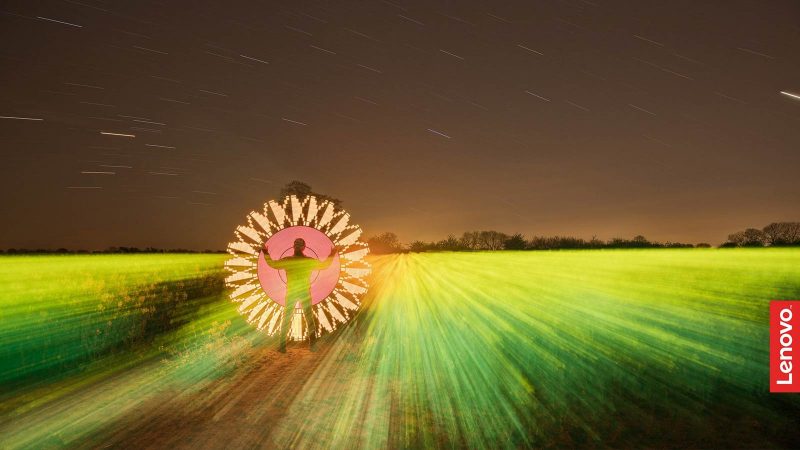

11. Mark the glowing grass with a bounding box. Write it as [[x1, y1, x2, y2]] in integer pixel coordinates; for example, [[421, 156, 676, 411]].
[[0, 254, 227, 386], [2, 250, 800, 448], [0, 254, 260, 448], [265, 249, 800, 448]]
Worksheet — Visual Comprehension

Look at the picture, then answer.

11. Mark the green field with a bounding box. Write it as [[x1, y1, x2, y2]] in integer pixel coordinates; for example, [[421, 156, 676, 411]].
[[1, 250, 799, 448]]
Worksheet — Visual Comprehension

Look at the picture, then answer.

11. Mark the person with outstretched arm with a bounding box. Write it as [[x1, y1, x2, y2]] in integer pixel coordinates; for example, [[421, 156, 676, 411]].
[[263, 238, 338, 352]]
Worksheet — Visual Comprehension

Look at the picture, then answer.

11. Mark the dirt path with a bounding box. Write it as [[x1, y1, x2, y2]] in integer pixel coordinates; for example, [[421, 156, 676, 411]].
[[81, 343, 351, 449]]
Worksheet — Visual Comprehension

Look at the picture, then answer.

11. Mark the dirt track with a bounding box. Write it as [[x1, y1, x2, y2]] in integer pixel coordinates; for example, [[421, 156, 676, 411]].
[[82, 344, 347, 449]]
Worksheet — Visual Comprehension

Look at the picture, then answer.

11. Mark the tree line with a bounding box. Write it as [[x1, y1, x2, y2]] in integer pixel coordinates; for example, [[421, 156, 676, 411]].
[[368, 221, 800, 254], [722, 222, 800, 247], [367, 231, 699, 254]]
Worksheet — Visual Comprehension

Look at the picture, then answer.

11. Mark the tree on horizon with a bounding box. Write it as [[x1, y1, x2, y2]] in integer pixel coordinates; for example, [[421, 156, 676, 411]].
[[368, 232, 403, 254], [279, 180, 342, 208]]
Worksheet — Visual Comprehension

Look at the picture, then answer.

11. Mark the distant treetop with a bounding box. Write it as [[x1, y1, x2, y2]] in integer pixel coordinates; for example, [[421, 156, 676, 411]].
[[724, 222, 800, 247], [280, 181, 342, 208]]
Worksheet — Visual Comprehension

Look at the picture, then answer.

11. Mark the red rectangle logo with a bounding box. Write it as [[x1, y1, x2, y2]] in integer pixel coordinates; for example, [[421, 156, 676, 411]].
[[771, 301, 799, 393]]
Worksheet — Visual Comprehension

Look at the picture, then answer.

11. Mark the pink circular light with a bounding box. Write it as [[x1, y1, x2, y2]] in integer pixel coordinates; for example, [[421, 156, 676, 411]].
[[257, 226, 340, 306]]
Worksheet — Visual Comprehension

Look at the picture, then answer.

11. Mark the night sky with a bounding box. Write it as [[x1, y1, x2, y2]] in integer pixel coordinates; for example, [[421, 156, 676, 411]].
[[1, 0, 798, 250]]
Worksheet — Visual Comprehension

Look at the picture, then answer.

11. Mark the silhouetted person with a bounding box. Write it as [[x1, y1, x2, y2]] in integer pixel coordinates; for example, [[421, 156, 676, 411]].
[[264, 238, 337, 352]]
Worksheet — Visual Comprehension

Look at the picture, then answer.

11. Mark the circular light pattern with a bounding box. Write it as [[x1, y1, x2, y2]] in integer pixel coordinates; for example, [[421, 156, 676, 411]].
[[225, 195, 371, 341], [257, 226, 340, 306]]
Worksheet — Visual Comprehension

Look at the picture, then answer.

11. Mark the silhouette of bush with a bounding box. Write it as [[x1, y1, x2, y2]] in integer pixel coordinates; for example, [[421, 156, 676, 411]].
[[504, 234, 527, 250], [408, 240, 432, 252], [436, 234, 464, 251], [367, 232, 403, 254]]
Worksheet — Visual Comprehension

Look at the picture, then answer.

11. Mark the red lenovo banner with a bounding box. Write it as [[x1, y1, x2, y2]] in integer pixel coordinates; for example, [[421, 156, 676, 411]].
[[770, 301, 798, 393]]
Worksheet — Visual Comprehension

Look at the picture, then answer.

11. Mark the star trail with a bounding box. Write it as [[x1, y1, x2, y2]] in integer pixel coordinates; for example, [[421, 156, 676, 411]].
[[0, 0, 798, 250]]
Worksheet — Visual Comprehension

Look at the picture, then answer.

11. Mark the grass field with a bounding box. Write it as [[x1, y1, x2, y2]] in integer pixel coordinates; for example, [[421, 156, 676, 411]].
[[1, 249, 800, 448]]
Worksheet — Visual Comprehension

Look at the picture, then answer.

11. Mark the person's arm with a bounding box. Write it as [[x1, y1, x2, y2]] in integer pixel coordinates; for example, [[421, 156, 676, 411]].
[[263, 245, 284, 269], [316, 246, 340, 270]]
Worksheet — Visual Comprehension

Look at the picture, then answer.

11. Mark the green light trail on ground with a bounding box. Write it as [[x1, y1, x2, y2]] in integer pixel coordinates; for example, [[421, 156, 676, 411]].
[[1, 250, 799, 448]]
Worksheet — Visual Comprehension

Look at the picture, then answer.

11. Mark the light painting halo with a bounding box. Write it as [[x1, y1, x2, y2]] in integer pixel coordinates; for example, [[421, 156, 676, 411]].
[[224, 195, 371, 341]]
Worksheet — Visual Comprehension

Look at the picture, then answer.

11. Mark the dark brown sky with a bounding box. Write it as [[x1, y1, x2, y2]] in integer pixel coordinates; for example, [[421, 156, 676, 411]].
[[1, 0, 798, 249]]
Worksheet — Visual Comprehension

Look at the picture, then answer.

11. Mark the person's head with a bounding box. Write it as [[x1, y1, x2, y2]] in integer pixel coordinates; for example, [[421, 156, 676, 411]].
[[293, 238, 306, 255]]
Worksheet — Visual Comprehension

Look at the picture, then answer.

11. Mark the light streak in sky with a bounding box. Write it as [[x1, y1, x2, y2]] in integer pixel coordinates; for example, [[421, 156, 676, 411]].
[[100, 131, 135, 137], [517, 44, 544, 55], [239, 54, 269, 64], [440, 49, 464, 60], [524, 91, 551, 102], [145, 144, 175, 149], [427, 128, 452, 139], [0, 116, 43, 121], [780, 91, 800, 101], [282, 118, 308, 126], [37, 16, 82, 27]]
